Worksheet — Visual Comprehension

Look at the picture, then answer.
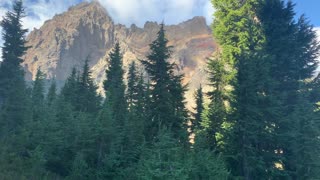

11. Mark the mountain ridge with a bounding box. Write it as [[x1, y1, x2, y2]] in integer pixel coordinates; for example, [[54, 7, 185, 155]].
[[22, 1, 216, 108]]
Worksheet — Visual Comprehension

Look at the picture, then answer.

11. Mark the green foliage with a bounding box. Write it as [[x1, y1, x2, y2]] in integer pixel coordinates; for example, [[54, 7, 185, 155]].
[[104, 42, 128, 124], [47, 79, 57, 107], [68, 153, 90, 180], [188, 150, 229, 180], [32, 68, 46, 122], [127, 61, 139, 109], [191, 85, 204, 133], [141, 24, 188, 143], [0, 0, 31, 134], [210, 0, 320, 179], [77, 59, 101, 114], [136, 129, 189, 180]]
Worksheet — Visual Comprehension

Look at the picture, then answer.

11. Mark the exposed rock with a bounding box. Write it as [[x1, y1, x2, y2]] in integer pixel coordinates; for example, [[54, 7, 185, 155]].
[[23, 1, 216, 109]]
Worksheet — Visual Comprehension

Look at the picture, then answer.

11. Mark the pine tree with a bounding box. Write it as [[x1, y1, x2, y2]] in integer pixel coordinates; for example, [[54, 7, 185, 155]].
[[68, 153, 90, 180], [77, 59, 101, 114], [104, 42, 127, 127], [60, 67, 79, 109], [27, 68, 47, 157], [44, 69, 80, 177], [61, 61, 101, 114], [198, 56, 229, 151], [211, 0, 275, 179], [102, 42, 128, 177], [211, 0, 320, 179], [141, 24, 188, 142], [95, 94, 116, 178], [188, 149, 230, 180], [124, 62, 145, 175], [0, 1, 35, 177], [31, 68, 46, 122], [46, 79, 57, 107], [127, 61, 139, 110], [44, 95, 77, 177], [0, 0, 31, 133], [136, 129, 189, 180], [191, 85, 204, 133], [258, 1, 320, 178]]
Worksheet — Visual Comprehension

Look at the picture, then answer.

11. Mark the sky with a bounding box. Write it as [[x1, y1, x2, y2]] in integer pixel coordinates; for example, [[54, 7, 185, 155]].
[[0, 0, 319, 60]]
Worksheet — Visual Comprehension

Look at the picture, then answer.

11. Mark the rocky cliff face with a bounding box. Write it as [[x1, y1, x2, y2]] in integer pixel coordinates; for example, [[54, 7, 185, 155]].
[[23, 1, 216, 108]]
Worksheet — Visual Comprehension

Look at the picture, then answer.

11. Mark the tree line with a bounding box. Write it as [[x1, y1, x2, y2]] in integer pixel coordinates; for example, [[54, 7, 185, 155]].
[[0, 0, 319, 180]]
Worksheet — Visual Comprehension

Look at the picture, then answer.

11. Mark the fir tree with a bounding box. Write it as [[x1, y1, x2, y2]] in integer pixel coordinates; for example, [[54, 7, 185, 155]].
[[188, 149, 229, 180], [31, 68, 46, 121], [136, 129, 189, 180], [127, 61, 139, 110], [198, 56, 229, 151], [0, 1, 34, 176], [28, 68, 47, 157], [211, 0, 274, 178], [104, 42, 127, 127], [124, 63, 145, 175], [141, 24, 188, 142], [60, 67, 79, 109], [0, 0, 31, 133], [191, 85, 204, 133], [77, 59, 101, 114], [258, 0, 320, 178], [102, 42, 128, 177], [46, 79, 57, 107]]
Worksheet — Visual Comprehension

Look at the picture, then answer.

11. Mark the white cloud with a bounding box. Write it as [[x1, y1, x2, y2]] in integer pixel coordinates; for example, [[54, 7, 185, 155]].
[[94, 0, 214, 27], [23, 0, 81, 30], [0, 0, 81, 61]]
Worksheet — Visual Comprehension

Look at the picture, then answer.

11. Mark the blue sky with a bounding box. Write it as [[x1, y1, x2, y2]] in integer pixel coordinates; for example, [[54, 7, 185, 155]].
[[0, 0, 318, 34], [0, 0, 214, 29], [292, 0, 320, 27]]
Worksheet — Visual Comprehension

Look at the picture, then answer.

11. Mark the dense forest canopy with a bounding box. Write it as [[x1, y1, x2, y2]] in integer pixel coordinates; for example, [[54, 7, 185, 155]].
[[0, 0, 319, 179]]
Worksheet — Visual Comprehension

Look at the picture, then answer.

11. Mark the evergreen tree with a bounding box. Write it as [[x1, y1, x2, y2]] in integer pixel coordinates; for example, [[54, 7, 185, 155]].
[[77, 59, 101, 114], [0, 1, 34, 177], [31, 68, 46, 122], [188, 149, 229, 180], [211, 0, 320, 179], [68, 153, 90, 180], [102, 42, 128, 178], [0, 0, 31, 134], [44, 97, 76, 177], [211, 0, 275, 178], [127, 61, 139, 110], [136, 129, 189, 180], [61, 61, 101, 114], [0, 0, 28, 106], [104, 42, 127, 127], [191, 85, 204, 133], [95, 94, 116, 178], [124, 63, 146, 176], [47, 79, 57, 107], [60, 67, 79, 109], [141, 24, 188, 142], [258, 0, 320, 178], [198, 56, 229, 151], [27, 68, 47, 159]]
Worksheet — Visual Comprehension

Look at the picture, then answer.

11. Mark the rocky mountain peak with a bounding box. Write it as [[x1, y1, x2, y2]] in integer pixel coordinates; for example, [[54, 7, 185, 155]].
[[23, 2, 216, 108], [68, 1, 111, 21]]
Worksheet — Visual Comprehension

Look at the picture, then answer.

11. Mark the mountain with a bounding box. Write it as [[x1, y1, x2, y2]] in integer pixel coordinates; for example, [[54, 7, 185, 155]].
[[22, 1, 216, 108]]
